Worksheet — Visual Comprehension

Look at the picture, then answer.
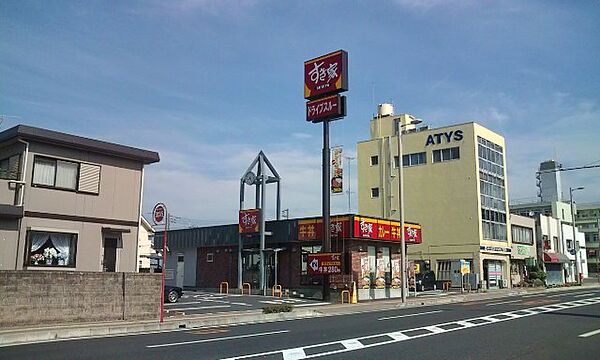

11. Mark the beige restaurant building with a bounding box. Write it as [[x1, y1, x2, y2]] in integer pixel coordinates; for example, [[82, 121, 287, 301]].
[[357, 104, 512, 288]]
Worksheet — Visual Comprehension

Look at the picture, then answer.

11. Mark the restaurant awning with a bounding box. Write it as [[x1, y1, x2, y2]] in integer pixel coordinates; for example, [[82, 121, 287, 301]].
[[543, 252, 570, 263]]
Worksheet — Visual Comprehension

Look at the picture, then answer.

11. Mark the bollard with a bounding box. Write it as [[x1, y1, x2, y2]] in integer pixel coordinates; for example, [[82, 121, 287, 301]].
[[272, 284, 282, 298], [341, 290, 351, 304], [219, 281, 229, 294], [242, 282, 251, 295]]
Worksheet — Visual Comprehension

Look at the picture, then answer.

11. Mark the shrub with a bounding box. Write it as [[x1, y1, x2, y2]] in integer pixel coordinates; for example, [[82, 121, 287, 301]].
[[532, 278, 544, 287], [262, 304, 294, 314]]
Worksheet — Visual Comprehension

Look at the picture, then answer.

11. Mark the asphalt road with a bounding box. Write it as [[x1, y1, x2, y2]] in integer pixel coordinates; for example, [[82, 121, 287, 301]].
[[2, 288, 599, 359]]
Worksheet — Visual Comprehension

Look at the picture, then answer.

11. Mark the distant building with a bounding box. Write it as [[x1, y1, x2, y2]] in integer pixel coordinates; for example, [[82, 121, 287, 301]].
[[138, 216, 155, 271], [537, 160, 563, 202], [509, 214, 537, 286], [357, 104, 511, 289], [575, 203, 600, 275], [0, 125, 159, 272]]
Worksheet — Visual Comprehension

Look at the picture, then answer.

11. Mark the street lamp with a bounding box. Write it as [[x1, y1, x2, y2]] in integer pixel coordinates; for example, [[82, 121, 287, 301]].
[[569, 186, 584, 284], [397, 116, 422, 304]]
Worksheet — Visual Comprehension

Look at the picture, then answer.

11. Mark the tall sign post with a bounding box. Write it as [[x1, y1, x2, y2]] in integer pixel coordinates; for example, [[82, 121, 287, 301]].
[[153, 202, 168, 323], [304, 50, 348, 301]]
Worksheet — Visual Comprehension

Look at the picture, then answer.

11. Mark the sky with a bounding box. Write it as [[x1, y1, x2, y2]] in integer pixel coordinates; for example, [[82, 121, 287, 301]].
[[1, 0, 599, 228]]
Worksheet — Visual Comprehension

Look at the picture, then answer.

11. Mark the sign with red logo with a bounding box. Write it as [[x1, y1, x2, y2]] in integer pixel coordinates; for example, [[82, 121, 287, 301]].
[[239, 209, 260, 234], [306, 95, 346, 123], [304, 50, 348, 100], [297, 216, 351, 241], [307, 253, 342, 275], [152, 203, 166, 225], [353, 217, 422, 244]]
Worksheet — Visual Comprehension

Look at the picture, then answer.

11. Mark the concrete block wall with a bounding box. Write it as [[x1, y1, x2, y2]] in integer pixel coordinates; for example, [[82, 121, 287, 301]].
[[0, 271, 161, 328]]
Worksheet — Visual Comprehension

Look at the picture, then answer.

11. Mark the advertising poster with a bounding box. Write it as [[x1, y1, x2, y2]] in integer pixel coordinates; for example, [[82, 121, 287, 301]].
[[360, 256, 370, 289], [376, 255, 386, 288], [331, 146, 343, 194], [391, 259, 401, 288]]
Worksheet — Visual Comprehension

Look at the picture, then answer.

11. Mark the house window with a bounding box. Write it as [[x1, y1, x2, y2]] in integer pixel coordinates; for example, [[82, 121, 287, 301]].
[[370, 155, 379, 166], [371, 187, 380, 198], [433, 147, 460, 163], [0, 154, 20, 180], [33, 156, 79, 190], [32, 156, 101, 194], [26, 230, 77, 267]]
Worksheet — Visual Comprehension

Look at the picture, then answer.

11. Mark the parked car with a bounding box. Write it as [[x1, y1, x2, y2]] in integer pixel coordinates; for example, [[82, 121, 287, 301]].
[[164, 285, 183, 303], [411, 271, 437, 292]]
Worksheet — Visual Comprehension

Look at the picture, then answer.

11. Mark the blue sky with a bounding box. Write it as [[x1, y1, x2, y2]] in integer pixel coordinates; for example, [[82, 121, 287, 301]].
[[2, 0, 599, 226]]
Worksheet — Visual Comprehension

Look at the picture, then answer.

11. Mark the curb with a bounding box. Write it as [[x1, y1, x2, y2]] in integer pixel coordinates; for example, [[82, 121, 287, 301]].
[[1, 284, 598, 347]]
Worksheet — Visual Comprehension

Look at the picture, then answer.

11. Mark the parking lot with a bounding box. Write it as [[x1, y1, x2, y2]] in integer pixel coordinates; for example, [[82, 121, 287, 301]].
[[165, 290, 330, 316]]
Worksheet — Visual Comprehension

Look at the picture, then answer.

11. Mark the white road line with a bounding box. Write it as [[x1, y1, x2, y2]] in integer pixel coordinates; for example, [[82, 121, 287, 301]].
[[486, 299, 522, 306], [165, 301, 224, 306], [574, 293, 596, 298], [548, 293, 565, 298], [222, 297, 600, 360], [282, 348, 307, 360], [165, 305, 230, 311], [378, 310, 443, 321], [579, 329, 600, 338], [294, 302, 330, 307], [230, 302, 253, 306], [146, 330, 290, 348]]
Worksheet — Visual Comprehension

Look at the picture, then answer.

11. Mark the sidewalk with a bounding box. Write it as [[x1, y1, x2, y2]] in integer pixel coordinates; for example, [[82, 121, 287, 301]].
[[1, 282, 598, 347]]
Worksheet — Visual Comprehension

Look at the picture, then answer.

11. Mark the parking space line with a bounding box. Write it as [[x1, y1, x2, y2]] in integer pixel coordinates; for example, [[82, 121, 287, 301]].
[[146, 330, 290, 348], [166, 305, 231, 311], [378, 310, 443, 321]]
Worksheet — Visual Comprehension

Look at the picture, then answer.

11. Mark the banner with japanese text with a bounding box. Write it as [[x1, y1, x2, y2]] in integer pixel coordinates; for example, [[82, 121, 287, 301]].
[[331, 146, 343, 194]]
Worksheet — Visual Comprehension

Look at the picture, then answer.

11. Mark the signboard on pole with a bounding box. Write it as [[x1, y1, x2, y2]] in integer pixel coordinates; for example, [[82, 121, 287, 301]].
[[306, 95, 346, 123], [307, 253, 342, 275], [297, 216, 351, 241], [331, 146, 343, 194], [152, 203, 166, 225], [304, 50, 348, 100], [239, 209, 260, 234], [353, 216, 422, 244]]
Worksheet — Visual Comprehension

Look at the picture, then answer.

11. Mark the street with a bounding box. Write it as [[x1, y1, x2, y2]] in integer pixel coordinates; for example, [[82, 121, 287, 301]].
[[2, 288, 599, 359]]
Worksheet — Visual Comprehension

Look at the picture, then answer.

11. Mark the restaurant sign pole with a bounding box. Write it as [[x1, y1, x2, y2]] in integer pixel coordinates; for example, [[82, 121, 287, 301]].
[[304, 49, 348, 301], [153, 202, 168, 323]]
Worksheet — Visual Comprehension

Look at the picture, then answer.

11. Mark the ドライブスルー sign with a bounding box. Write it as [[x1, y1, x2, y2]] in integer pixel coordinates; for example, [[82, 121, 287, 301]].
[[304, 50, 348, 100], [307, 253, 342, 275], [306, 94, 346, 123]]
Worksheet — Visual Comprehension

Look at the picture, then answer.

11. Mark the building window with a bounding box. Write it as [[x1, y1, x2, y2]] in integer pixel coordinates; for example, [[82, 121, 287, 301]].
[[437, 260, 452, 281], [543, 235, 550, 249], [32, 156, 101, 194], [511, 225, 533, 245], [370, 155, 379, 166], [26, 230, 77, 267], [371, 187, 379, 198], [206, 253, 214, 263], [396, 152, 427, 167], [33, 156, 79, 190], [432, 147, 460, 163], [0, 154, 20, 180]]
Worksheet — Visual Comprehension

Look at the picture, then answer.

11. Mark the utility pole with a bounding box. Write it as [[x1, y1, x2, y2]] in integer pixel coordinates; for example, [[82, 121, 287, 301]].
[[569, 186, 584, 284]]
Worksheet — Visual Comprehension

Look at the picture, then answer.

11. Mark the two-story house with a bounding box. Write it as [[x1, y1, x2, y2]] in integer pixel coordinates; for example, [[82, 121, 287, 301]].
[[0, 125, 159, 272]]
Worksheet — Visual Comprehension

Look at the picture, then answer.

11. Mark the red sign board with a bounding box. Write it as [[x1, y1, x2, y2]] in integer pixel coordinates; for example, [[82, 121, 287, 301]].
[[297, 216, 351, 241], [307, 253, 342, 275], [304, 50, 348, 100], [353, 216, 422, 244], [239, 209, 260, 234], [306, 95, 346, 123], [152, 203, 166, 225]]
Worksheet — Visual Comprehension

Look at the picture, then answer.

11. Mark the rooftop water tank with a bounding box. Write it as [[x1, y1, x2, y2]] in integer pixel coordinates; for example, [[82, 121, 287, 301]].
[[377, 103, 394, 117]]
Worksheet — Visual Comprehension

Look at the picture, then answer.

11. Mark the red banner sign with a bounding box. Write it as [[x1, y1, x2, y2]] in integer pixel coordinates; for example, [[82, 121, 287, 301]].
[[353, 217, 422, 244], [239, 209, 260, 234], [297, 216, 351, 241], [304, 50, 348, 100], [307, 253, 342, 275], [306, 95, 346, 123]]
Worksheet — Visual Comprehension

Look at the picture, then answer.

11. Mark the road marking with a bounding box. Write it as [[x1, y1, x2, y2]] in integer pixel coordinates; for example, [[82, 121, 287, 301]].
[[579, 329, 600, 338], [574, 293, 596, 298], [222, 297, 600, 360], [230, 302, 253, 306], [146, 330, 290, 348], [165, 305, 231, 311], [282, 348, 307, 360], [378, 310, 443, 321], [166, 301, 227, 306], [486, 299, 522, 306], [294, 302, 329, 307]]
